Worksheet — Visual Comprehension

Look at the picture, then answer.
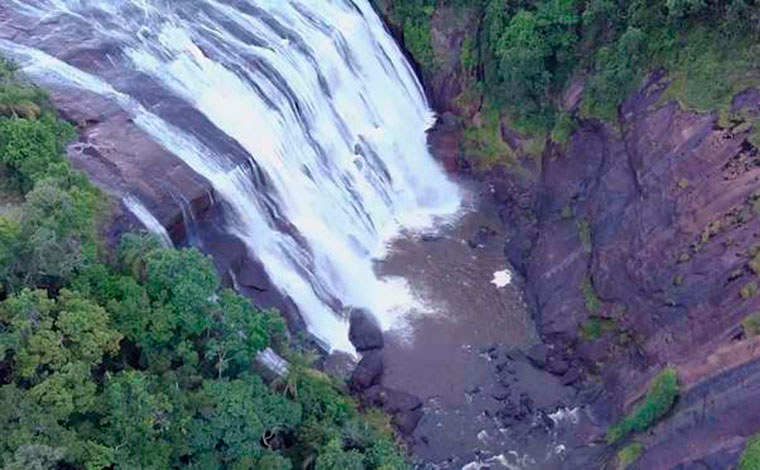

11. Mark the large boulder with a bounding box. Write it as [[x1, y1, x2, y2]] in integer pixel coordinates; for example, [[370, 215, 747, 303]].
[[348, 308, 384, 352], [350, 350, 383, 392]]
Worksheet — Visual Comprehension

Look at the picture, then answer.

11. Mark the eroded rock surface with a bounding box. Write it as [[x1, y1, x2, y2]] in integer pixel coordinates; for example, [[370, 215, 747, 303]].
[[477, 76, 760, 469]]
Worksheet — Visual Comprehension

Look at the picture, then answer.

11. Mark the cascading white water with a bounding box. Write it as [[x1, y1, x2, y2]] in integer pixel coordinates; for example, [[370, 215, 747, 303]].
[[0, 0, 461, 352], [123, 196, 173, 247]]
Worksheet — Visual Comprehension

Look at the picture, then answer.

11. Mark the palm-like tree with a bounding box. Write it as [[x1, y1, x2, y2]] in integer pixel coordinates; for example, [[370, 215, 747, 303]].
[[274, 349, 319, 399], [0, 86, 43, 119], [0, 58, 45, 120], [118, 232, 164, 281]]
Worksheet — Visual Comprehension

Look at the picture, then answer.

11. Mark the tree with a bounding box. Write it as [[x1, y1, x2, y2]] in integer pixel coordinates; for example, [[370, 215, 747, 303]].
[[205, 290, 278, 378], [496, 10, 554, 128], [2, 444, 65, 470], [144, 247, 218, 338], [55, 290, 122, 365], [118, 232, 164, 282], [0, 384, 110, 470], [99, 371, 174, 470], [537, 0, 580, 67], [0, 217, 23, 294], [29, 361, 97, 419], [19, 176, 100, 288], [0, 116, 74, 193], [189, 376, 302, 469], [0, 289, 120, 381], [254, 451, 293, 470], [314, 439, 365, 470]]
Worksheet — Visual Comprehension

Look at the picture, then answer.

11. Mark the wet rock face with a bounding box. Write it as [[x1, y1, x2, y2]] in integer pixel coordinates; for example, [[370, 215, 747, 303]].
[[519, 74, 760, 367], [348, 308, 384, 352], [350, 350, 384, 391], [41, 78, 305, 332], [480, 75, 760, 469]]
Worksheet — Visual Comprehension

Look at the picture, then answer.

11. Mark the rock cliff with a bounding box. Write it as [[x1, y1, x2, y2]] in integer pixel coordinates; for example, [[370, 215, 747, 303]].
[[376, 3, 760, 468]]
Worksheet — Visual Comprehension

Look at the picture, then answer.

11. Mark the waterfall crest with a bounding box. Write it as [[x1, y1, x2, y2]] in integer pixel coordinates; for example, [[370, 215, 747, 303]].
[[0, 0, 461, 351]]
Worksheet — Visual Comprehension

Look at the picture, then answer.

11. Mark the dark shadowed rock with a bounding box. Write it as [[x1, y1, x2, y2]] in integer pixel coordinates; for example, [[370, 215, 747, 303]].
[[393, 408, 423, 436], [350, 350, 383, 392], [361, 385, 423, 436], [467, 225, 497, 249], [362, 385, 423, 412], [527, 344, 549, 368], [546, 358, 570, 376], [348, 308, 384, 352], [560, 367, 582, 386], [323, 351, 357, 383], [489, 383, 512, 401]]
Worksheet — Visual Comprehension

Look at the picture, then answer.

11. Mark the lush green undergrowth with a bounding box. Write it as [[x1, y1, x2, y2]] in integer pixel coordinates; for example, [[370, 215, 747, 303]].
[[0, 60, 408, 470], [607, 368, 679, 445]]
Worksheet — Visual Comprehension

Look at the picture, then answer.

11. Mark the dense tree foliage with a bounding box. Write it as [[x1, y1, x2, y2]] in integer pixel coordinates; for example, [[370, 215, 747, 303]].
[[381, 0, 760, 136], [0, 59, 409, 470]]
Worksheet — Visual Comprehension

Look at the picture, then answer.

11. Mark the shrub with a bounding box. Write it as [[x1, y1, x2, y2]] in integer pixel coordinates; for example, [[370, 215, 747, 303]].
[[743, 313, 760, 337], [463, 106, 515, 167], [551, 112, 576, 144], [741, 282, 758, 300], [581, 317, 615, 342], [618, 443, 644, 468], [607, 368, 679, 444], [741, 434, 760, 470], [582, 278, 602, 313], [404, 16, 435, 70]]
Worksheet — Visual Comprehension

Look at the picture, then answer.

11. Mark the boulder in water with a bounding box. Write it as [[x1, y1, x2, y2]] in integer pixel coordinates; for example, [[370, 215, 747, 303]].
[[527, 344, 549, 369], [348, 308, 384, 352]]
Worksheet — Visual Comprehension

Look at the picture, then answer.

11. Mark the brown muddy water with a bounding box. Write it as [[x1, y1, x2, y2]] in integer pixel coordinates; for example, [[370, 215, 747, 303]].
[[373, 185, 588, 470]]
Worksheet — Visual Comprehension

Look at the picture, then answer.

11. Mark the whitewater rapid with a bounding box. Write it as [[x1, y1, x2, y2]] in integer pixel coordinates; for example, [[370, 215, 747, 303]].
[[0, 0, 460, 351]]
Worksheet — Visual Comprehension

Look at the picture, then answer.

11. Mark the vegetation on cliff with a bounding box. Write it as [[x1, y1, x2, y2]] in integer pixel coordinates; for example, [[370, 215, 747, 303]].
[[378, 0, 760, 144], [741, 434, 760, 470], [617, 442, 644, 468], [607, 367, 679, 444], [0, 60, 408, 470]]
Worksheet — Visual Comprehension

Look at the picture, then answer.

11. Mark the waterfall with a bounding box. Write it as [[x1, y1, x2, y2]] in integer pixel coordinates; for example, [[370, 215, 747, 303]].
[[123, 195, 173, 246], [0, 0, 461, 352]]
